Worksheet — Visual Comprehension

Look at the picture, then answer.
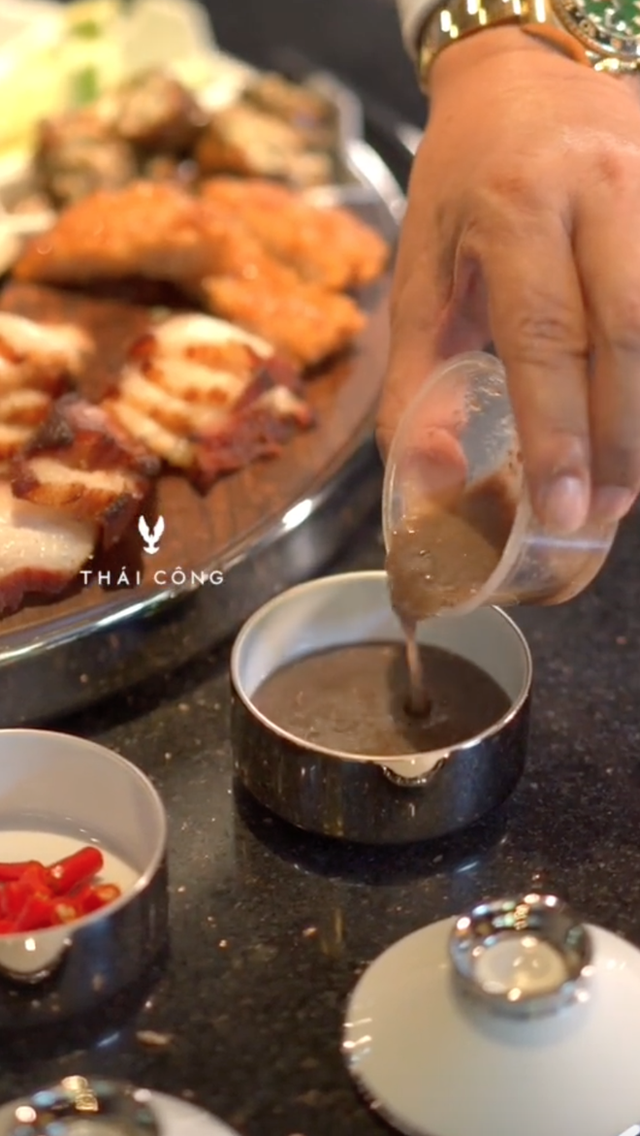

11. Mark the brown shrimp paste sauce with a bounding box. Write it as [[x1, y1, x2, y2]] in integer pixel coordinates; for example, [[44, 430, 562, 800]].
[[252, 643, 510, 756]]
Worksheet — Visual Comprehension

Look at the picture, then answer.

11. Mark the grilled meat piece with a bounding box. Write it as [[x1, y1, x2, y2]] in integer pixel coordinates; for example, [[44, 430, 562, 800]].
[[200, 178, 388, 291], [0, 313, 92, 464], [11, 395, 160, 548], [141, 155, 199, 189], [194, 103, 335, 188], [0, 312, 91, 387], [34, 111, 136, 208], [243, 73, 337, 148], [103, 313, 313, 488], [0, 479, 95, 615], [114, 71, 208, 153], [30, 70, 208, 208], [0, 388, 55, 472]]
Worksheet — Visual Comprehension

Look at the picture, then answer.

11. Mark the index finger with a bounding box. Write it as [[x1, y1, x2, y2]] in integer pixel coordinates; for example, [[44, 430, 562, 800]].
[[479, 216, 591, 533], [377, 138, 487, 460]]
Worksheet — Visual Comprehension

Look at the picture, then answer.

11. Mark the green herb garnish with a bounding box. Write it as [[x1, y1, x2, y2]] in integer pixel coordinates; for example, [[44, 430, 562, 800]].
[[71, 67, 100, 105], [70, 19, 101, 38]]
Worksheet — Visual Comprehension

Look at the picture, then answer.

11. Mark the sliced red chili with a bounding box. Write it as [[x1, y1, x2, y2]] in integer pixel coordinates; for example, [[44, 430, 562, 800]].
[[71, 886, 102, 915], [48, 846, 104, 895], [0, 860, 44, 882], [3, 882, 30, 920], [94, 883, 121, 903], [17, 862, 51, 894], [0, 845, 120, 933], [76, 883, 122, 914], [2, 865, 52, 917], [13, 893, 58, 932]]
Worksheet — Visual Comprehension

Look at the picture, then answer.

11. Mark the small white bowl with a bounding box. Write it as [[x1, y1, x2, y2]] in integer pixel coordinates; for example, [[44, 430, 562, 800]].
[[0, 729, 167, 1028]]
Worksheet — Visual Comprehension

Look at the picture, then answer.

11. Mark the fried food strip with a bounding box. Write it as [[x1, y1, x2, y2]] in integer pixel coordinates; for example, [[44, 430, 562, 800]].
[[200, 178, 389, 291], [13, 182, 282, 291], [12, 183, 367, 367], [103, 314, 314, 489], [196, 271, 364, 369], [0, 480, 95, 616], [11, 396, 160, 548], [12, 182, 252, 288], [191, 197, 367, 365], [0, 313, 92, 464]]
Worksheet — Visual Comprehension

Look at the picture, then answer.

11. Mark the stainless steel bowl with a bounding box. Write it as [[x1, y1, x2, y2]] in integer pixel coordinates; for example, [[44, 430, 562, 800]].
[[0, 1078, 242, 1136], [230, 571, 532, 844], [0, 729, 168, 1029]]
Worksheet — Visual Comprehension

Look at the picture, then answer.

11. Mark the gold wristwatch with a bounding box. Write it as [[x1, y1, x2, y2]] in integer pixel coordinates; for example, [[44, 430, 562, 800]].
[[418, 0, 640, 87]]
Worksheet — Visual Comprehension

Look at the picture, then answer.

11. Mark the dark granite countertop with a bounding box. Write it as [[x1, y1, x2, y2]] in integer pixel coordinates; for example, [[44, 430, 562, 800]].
[[2, 500, 639, 1135], [2, 3, 640, 1134]]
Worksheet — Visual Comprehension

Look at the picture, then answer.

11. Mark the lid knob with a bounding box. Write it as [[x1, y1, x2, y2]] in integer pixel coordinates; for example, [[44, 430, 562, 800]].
[[449, 893, 593, 1018], [4, 1079, 160, 1136]]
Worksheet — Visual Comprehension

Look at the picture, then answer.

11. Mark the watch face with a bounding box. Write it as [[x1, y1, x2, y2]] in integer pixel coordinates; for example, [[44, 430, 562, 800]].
[[552, 0, 640, 62]]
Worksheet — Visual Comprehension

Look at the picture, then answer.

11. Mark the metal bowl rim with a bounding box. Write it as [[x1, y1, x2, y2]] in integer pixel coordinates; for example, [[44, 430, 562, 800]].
[[230, 569, 533, 766], [0, 728, 167, 939]]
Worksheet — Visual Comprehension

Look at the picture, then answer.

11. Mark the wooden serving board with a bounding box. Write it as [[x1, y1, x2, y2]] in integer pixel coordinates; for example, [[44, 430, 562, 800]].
[[0, 186, 395, 726]]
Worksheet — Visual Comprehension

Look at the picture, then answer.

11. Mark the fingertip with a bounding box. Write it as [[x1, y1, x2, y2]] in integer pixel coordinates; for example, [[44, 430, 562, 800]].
[[591, 486, 636, 525], [533, 473, 590, 534]]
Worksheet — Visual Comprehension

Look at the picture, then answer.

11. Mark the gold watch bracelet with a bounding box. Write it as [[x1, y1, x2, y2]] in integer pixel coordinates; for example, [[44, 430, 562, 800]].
[[418, 0, 590, 91]]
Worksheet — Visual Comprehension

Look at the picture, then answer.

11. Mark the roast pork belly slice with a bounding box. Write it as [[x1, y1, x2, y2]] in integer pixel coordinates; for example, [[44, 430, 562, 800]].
[[104, 313, 313, 489], [193, 383, 313, 489], [0, 480, 95, 616], [10, 395, 160, 549], [0, 313, 91, 391], [0, 312, 93, 464]]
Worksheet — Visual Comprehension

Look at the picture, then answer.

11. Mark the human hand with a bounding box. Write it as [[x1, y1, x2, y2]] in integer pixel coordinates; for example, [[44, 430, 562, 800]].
[[378, 27, 640, 533]]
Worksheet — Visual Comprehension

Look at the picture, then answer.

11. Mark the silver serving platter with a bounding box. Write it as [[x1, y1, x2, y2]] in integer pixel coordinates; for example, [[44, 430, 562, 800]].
[[0, 67, 404, 728]]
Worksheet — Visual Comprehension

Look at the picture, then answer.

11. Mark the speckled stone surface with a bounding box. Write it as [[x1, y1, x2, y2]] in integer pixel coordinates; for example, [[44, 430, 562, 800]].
[[1, 499, 639, 1135], [2, 4, 640, 1133]]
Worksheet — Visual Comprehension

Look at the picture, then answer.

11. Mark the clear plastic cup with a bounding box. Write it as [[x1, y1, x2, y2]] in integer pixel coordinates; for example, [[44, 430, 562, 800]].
[[382, 352, 617, 621]]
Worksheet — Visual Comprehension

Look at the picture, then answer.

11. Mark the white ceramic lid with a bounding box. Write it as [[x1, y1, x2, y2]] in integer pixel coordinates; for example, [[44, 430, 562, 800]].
[[133, 1091, 239, 1136], [343, 895, 640, 1136], [0, 1081, 240, 1136]]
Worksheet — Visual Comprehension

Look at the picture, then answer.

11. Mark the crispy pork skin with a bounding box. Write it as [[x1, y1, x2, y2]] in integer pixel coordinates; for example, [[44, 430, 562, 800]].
[[0, 480, 95, 615], [11, 396, 159, 548]]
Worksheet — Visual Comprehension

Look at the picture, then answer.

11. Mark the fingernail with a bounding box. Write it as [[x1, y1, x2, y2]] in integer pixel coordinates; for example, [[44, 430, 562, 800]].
[[591, 486, 634, 524], [538, 475, 589, 534]]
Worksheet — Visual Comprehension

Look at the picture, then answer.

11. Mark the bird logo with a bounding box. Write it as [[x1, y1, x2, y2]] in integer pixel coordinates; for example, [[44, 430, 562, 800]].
[[138, 515, 165, 556]]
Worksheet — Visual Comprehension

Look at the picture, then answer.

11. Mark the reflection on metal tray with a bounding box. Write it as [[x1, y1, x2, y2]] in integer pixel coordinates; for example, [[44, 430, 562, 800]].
[[0, 68, 403, 729]]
